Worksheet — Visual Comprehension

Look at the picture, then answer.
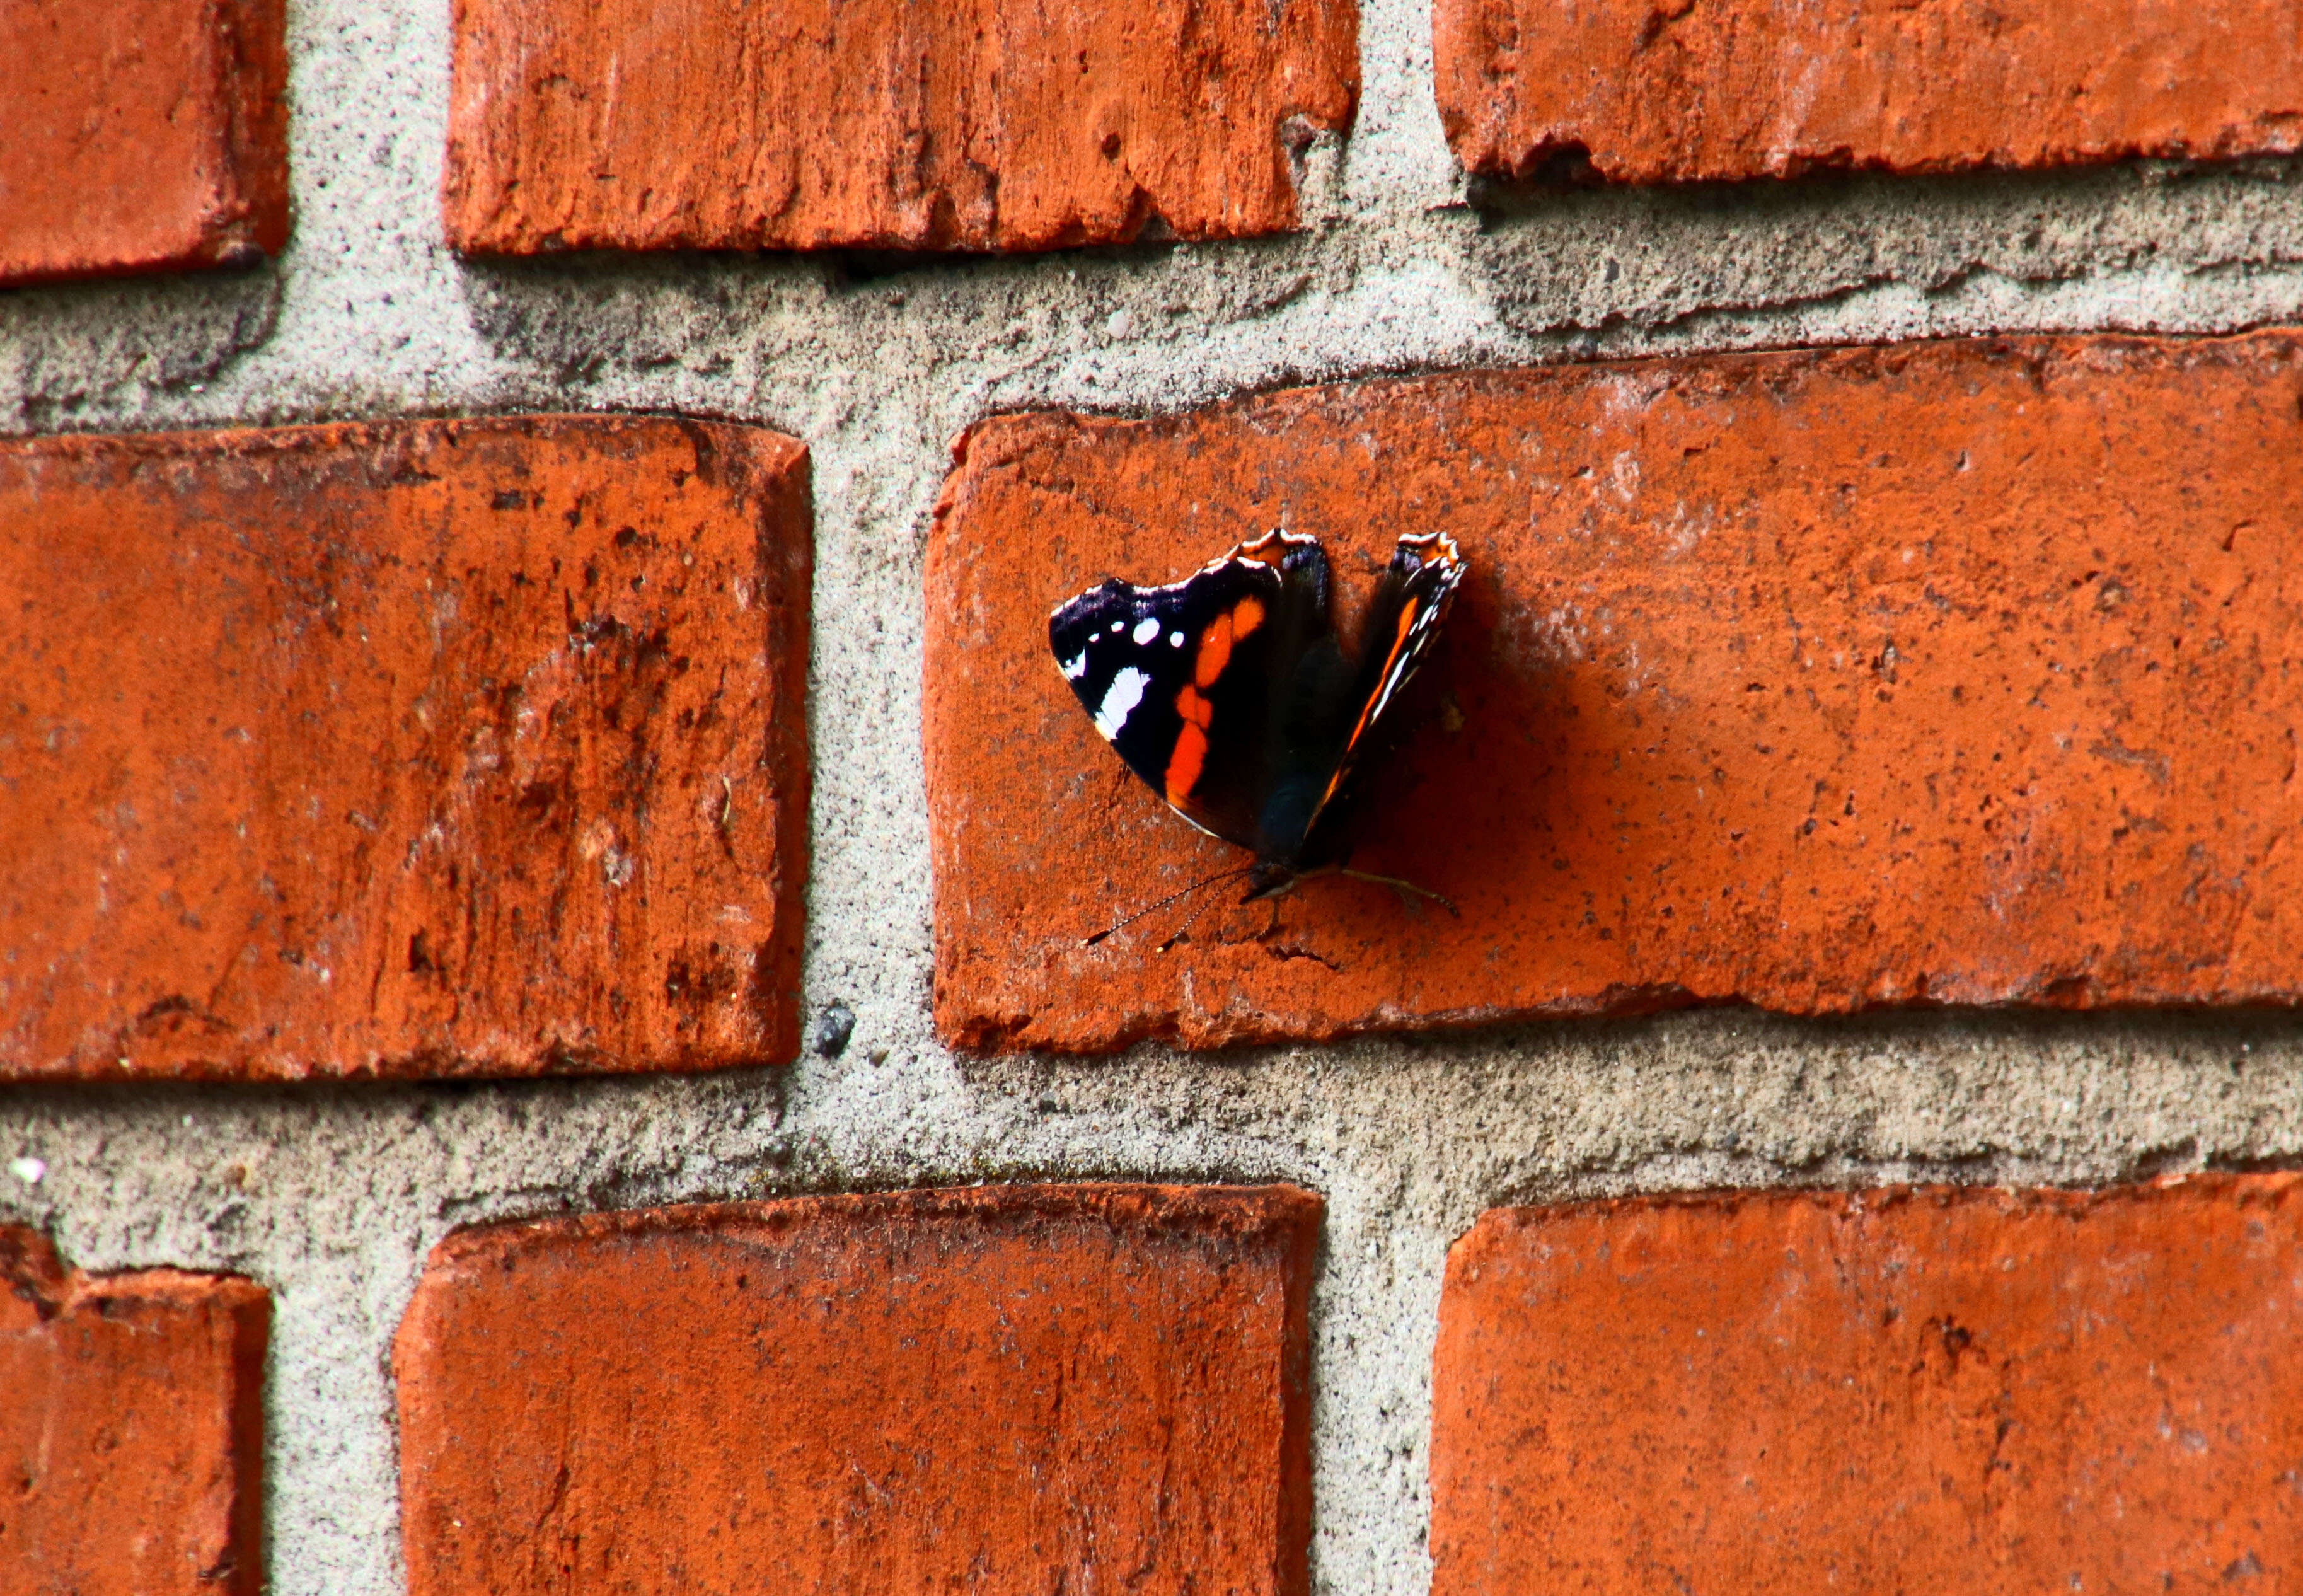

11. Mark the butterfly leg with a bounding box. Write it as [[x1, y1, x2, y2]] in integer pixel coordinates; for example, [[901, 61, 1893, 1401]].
[[1339, 867, 1461, 918]]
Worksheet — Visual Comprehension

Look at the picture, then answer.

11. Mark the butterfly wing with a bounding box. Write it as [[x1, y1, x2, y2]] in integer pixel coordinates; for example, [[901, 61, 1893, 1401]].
[[1049, 529, 1331, 852], [1297, 529, 1467, 850]]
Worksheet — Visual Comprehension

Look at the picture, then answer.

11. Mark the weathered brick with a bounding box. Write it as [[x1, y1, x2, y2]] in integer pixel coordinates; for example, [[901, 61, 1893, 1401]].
[[395, 1184, 1320, 1596], [0, 0, 288, 287], [1430, 1175, 2303, 1594], [442, 0, 1357, 255], [926, 332, 2303, 1051], [1435, 0, 2303, 185], [1, 1228, 268, 1595], [0, 416, 811, 1081]]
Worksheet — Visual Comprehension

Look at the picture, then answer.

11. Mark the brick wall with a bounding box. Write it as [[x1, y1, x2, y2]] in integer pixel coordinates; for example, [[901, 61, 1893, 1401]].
[[4, 0, 2303, 1592], [0, 0, 289, 286]]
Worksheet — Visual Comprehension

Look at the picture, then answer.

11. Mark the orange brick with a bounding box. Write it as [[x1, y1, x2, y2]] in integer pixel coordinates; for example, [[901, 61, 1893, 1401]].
[[0, 0, 288, 287], [0, 417, 811, 1081], [925, 332, 2303, 1051], [1435, 0, 2303, 185], [442, 0, 1357, 255], [395, 1185, 1320, 1596], [0, 1228, 268, 1595], [1429, 1175, 2303, 1594]]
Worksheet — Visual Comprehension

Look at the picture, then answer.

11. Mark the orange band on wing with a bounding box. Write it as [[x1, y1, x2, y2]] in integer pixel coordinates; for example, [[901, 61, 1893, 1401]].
[[1319, 598, 1421, 807], [1167, 598, 1263, 804], [1165, 698, 1210, 804], [1192, 596, 1266, 690]]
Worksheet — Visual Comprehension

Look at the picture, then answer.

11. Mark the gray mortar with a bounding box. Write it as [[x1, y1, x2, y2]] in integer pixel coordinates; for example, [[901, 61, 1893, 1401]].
[[3, 1, 2303, 1592]]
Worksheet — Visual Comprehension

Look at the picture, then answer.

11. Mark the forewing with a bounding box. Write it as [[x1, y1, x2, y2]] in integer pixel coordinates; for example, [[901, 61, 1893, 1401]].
[[1049, 530, 1323, 850]]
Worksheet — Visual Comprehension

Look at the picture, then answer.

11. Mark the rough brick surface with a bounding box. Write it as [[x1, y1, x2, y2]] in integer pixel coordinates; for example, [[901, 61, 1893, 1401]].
[[0, 416, 811, 1081], [442, 0, 1357, 255], [1430, 1174, 2303, 1595], [396, 1184, 1320, 1596], [0, 1227, 268, 1596], [926, 331, 2303, 1051], [0, 0, 289, 287], [1436, 0, 2303, 185]]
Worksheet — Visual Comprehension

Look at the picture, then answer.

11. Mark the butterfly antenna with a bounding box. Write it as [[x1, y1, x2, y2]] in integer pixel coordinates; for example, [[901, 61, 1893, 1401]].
[[1083, 865, 1254, 948], [1155, 876, 1235, 953]]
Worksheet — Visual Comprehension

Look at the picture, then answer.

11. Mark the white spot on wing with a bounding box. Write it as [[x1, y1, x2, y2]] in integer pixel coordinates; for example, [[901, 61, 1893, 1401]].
[[1094, 666, 1150, 739], [1169, 631, 1184, 647], [1059, 650, 1088, 681], [1132, 616, 1161, 645], [1109, 620, 1124, 633]]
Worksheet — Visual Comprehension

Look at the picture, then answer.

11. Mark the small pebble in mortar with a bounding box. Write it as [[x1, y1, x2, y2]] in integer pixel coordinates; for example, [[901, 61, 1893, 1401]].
[[814, 1002, 857, 1058]]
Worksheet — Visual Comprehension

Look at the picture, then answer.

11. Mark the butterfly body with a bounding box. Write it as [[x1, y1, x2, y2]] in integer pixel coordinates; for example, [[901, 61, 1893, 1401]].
[[1049, 528, 1466, 901]]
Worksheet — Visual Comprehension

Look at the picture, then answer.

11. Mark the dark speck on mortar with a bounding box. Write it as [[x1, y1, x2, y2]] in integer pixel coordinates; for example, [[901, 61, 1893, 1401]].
[[814, 1002, 856, 1058]]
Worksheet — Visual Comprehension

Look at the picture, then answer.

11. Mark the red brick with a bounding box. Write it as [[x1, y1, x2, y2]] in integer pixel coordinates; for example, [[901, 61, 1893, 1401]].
[[395, 1184, 1320, 1596], [442, 0, 1357, 255], [0, 1227, 268, 1595], [0, 416, 811, 1082], [925, 332, 2303, 1052], [0, 0, 288, 287], [1435, 0, 2303, 185], [1430, 1174, 2303, 1595]]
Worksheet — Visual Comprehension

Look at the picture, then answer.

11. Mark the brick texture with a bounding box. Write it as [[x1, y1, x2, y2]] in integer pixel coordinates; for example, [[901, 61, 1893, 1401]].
[[926, 332, 2303, 1051], [1435, 0, 2303, 185], [442, 0, 1357, 255], [1430, 1175, 2303, 1594], [1, 1228, 268, 1596], [0, 0, 289, 287], [0, 416, 811, 1082], [395, 1184, 1320, 1596]]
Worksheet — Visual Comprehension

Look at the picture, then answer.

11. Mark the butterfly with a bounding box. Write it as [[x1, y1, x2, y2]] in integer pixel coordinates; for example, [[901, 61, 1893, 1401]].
[[1049, 528, 1467, 935]]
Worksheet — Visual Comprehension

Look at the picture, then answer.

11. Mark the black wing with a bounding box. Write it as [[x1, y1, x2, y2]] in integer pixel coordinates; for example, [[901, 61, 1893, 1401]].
[[1049, 529, 1331, 853], [1295, 529, 1467, 857]]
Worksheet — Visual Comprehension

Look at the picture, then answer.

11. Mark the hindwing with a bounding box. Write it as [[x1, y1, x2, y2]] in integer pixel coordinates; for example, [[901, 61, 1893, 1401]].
[[1298, 529, 1467, 854]]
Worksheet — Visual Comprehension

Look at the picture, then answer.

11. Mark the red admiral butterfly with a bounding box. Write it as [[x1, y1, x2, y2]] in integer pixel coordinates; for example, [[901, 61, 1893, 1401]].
[[1050, 528, 1467, 933]]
